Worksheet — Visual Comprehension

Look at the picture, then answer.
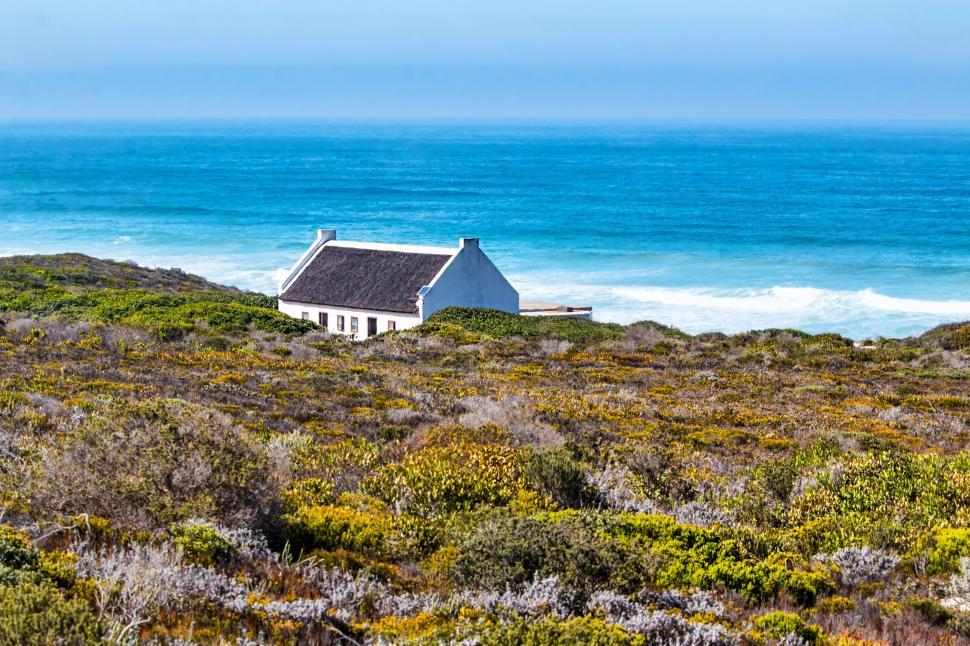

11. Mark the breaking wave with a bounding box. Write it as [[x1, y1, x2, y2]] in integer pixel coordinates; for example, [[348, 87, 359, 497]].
[[603, 286, 970, 338], [509, 273, 970, 339], [611, 286, 970, 317]]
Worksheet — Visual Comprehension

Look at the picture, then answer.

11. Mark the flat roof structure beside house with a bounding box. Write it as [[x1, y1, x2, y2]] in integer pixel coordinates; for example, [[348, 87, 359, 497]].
[[519, 300, 594, 320]]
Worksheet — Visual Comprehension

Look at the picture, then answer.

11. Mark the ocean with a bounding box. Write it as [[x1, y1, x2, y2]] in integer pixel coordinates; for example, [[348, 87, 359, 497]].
[[1, 121, 969, 339]]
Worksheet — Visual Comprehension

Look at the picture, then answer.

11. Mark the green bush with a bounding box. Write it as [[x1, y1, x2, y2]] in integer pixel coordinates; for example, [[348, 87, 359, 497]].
[[1, 526, 78, 591], [924, 527, 970, 575], [523, 449, 598, 509], [415, 321, 486, 345], [364, 444, 523, 518], [608, 513, 832, 605], [0, 283, 313, 338], [0, 579, 104, 645], [171, 520, 235, 566], [450, 510, 833, 607], [281, 477, 337, 513], [0, 526, 40, 575], [752, 611, 824, 644], [282, 497, 408, 559], [477, 616, 644, 646], [741, 442, 840, 527], [451, 513, 622, 607], [908, 597, 970, 639], [789, 451, 970, 552], [425, 307, 624, 343]]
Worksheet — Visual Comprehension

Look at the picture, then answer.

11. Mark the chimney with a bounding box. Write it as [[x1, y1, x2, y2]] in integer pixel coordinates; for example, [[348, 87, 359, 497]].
[[460, 237, 479, 250], [317, 229, 336, 243]]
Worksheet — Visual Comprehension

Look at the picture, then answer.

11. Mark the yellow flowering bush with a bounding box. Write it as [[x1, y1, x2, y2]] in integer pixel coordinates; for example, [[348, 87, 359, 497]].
[[364, 444, 523, 518]]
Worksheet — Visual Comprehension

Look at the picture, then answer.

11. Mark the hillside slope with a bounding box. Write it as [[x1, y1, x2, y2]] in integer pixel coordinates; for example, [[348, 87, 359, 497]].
[[0, 253, 244, 294], [0, 254, 968, 644]]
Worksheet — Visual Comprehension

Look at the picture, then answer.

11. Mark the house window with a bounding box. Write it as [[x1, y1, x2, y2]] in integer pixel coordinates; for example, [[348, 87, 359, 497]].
[[318, 312, 328, 328], [350, 317, 359, 334], [301, 311, 309, 320], [337, 315, 345, 331], [387, 320, 396, 331]]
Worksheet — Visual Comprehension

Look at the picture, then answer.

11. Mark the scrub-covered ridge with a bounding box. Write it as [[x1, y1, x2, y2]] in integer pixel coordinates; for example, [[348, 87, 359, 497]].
[[1, 254, 968, 645]]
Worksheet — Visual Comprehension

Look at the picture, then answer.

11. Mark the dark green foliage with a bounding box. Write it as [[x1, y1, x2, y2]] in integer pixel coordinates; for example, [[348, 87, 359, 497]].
[[755, 458, 800, 502], [451, 513, 621, 607], [523, 448, 599, 509], [0, 254, 308, 338], [908, 596, 953, 626], [0, 579, 104, 645], [742, 457, 802, 526], [6, 289, 311, 337], [453, 510, 832, 615], [425, 307, 624, 343], [743, 440, 842, 526], [0, 526, 39, 575]]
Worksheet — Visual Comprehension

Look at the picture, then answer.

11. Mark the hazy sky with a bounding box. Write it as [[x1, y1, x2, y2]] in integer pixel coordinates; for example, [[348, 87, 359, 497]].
[[2, 0, 968, 120]]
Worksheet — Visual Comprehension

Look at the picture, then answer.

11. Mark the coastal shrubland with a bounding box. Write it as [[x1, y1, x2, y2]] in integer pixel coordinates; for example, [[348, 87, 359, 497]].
[[425, 306, 624, 343], [0, 254, 968, 644]]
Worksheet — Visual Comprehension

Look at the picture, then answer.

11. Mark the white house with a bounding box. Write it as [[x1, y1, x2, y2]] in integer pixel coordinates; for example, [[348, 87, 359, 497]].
[[277, 229, 519, 339]]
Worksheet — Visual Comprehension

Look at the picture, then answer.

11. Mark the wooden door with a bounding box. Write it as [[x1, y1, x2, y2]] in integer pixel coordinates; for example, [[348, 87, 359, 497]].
[[367, 317, 377, 336]]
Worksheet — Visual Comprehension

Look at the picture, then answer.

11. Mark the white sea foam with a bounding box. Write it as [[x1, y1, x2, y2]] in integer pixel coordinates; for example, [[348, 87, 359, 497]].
[[112, 236, 132, 244], [857, 289, 970, 316], [606, 286, 970, 338], [610, 287, 970, 316], [612, 285, 833, 313], [509, 272, 970, 339], [612, 285, 970, 317]]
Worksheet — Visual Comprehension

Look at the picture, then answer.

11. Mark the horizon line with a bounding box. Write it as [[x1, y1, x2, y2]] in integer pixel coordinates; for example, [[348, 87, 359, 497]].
[[3, 116, 970, 127]]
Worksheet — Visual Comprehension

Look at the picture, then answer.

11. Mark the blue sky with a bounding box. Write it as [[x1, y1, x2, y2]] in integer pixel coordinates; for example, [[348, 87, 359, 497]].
[[1, 0, 968, 120]]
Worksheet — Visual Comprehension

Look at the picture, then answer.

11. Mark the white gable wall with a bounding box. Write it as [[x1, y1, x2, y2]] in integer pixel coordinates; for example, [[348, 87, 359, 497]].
[[419, 239, 519, 320]]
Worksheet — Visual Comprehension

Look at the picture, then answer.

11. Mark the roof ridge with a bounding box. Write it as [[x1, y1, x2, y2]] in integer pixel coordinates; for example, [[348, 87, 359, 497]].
[[327, 240, 456, 255]]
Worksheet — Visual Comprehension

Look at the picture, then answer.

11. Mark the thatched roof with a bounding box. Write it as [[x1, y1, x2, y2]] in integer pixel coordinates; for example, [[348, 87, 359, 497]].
[[280, 246, 451, 314]]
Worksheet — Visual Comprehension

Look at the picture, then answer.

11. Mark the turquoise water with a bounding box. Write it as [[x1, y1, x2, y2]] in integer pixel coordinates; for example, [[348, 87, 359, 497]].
[[2, 121, 969, 339]]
